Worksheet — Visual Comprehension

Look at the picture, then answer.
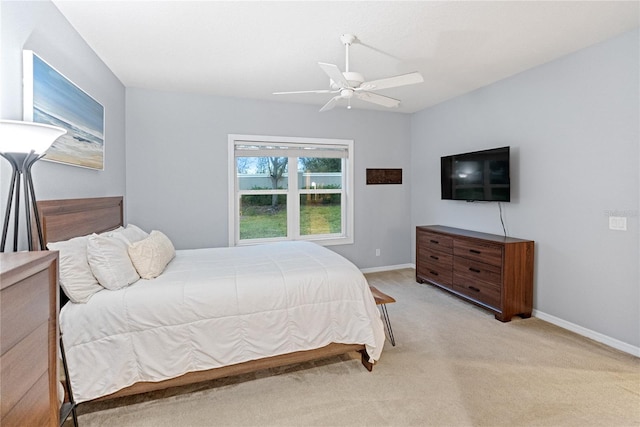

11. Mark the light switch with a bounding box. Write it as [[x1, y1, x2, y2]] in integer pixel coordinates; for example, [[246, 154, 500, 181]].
[[609, 216, 627, 231]]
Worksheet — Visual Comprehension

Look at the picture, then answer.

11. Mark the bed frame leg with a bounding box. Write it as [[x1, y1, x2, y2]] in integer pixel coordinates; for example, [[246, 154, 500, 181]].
[[358, 349, 373, 372]]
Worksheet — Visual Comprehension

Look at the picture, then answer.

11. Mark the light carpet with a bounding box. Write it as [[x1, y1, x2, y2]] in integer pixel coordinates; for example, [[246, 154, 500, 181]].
[[66, 268, 639, 426]]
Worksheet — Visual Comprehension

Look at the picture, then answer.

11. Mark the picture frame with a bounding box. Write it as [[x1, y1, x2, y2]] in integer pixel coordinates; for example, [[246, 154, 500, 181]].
[[23, 50, 105, 170], [366, 168, 402, 185]]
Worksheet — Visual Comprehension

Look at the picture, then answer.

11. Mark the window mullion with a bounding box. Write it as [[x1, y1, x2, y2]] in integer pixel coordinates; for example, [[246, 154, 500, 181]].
[[238, 189, 288, 195], [235, 191, 242, 245], [288, 156, 299, 240]]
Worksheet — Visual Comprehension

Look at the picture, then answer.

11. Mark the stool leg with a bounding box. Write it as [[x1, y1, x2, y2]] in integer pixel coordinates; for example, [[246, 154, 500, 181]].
[[380, 304, 396, 346]]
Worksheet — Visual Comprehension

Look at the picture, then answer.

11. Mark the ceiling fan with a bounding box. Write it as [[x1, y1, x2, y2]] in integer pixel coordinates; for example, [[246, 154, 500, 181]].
[[273, 34, 424, 112]]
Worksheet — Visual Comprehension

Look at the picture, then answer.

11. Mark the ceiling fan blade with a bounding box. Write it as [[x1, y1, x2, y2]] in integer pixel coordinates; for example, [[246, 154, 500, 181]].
[[319, 95, 341, 112], [355, 91, 400, 108], [273, 89, 334, 95], [359, 72, 424, 91], [318, 62, 350, 89]]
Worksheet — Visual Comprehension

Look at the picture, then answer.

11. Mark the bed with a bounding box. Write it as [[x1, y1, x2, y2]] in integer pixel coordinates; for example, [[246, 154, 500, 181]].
[[34, 196, 386, 404]]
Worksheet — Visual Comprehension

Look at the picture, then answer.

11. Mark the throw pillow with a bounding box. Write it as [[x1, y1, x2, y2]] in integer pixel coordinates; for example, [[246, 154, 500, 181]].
[[128, 230, 176, 279]]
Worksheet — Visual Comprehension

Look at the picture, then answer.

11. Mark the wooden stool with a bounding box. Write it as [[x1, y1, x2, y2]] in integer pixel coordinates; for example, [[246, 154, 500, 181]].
[[369, 286, 396, 346]]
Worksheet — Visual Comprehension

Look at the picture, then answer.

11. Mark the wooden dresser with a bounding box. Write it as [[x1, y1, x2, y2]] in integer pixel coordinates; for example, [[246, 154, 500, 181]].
[[1, 251, 59, 427], [416, 225, 534, 322]]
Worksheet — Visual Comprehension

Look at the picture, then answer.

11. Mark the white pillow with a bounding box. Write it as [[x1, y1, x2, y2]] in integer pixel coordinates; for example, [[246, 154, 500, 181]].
[[47, 235, 103, 303], [101, 226, 124, 236], [128, 230, 175, 279], [87, 233, 140, 290], [117, 224, 149, 244], [103, 224, 148, 244]]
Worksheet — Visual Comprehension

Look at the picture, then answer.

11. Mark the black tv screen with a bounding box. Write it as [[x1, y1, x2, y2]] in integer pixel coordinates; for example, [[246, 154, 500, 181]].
[[441, 146, 510, 202]]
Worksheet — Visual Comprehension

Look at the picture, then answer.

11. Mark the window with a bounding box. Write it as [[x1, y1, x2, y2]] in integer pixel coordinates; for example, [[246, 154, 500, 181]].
[[228, 135, 354, 246]]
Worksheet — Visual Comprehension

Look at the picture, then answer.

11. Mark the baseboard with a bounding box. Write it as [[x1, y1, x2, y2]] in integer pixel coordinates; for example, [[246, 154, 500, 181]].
[[533, 309, 640, 358], [364, 265, 639, 358], [360, 263, 414, 274]]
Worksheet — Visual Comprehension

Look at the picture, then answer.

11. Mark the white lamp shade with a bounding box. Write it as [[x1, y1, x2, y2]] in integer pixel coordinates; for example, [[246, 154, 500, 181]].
[[0, 120, 67, 154]]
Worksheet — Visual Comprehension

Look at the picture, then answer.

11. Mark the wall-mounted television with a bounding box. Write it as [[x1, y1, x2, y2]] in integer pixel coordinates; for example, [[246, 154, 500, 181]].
[[441, 146, 510, 202]]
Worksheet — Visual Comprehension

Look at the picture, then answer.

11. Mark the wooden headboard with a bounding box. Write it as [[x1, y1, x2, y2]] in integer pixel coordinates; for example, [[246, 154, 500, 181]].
[[32, 196, 124, 249]]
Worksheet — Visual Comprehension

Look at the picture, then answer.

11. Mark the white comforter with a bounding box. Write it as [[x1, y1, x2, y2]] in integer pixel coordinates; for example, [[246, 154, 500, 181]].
[[60, 241, 386, 403]]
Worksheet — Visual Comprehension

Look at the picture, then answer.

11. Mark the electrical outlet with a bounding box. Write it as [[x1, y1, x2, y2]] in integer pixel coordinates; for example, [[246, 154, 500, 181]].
[[375, 249, 380, 257], [609, 216, 627, 231]]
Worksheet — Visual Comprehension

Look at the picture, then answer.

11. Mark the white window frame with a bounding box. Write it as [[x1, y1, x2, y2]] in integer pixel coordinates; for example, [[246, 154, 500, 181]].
[[228, 134, 354, 246]]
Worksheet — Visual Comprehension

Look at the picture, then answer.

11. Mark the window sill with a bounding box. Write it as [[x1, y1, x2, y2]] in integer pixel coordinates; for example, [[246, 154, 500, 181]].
[[235, 235, 353, 247]]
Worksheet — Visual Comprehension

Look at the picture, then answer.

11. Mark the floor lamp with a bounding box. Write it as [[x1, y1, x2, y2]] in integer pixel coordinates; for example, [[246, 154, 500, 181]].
[[0, 120, 66, 252]]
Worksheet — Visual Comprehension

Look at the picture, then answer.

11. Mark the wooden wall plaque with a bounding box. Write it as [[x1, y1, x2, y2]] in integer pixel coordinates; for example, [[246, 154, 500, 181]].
[[366, 168, 402, 185]]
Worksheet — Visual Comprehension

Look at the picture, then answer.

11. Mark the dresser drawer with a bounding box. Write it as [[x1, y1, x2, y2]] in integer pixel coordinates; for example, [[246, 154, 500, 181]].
[[0, 269, 50, 355], [420, 268, 453, 288], [1, 372, 50, 427], [0, 322, 48, 417], [452, 278, 501, 309], [418, 231, 453, 254], [418, 248, 453, 270], [418, 253, 453, 287], [453, 257, 502, 287], [453, 256, 501, 307], [454, 239, 503, 266], [418, 247, 453, 287]]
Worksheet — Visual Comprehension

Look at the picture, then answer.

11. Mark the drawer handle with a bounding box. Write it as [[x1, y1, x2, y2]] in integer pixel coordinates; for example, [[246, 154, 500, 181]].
[[469, 249, 481, 254], [430, 239, 439, 244], [430, 255, 439, 260], [468, 267, 481, 273], [429, 270, 439, 276], [468, 286, 480, 292]]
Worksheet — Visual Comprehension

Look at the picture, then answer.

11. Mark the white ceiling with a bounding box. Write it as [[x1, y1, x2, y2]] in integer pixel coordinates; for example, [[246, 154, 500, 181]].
[[52, 1, 639, 114]]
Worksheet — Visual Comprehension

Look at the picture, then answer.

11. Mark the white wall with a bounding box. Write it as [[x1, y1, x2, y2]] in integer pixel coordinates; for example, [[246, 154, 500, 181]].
[[125, 88, 412, 269], [411, 29, 639, 350], [0, 0, 126, 249]]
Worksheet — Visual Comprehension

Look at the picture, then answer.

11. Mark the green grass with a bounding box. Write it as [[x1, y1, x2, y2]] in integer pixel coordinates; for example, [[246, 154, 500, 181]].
[[240, 208, 287, 239], [240, 204, 341, 240], [300, 204, 342, 236]]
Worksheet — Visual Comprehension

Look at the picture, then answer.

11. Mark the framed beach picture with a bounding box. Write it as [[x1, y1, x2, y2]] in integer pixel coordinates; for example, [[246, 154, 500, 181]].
[[23, 50, 104, 170]]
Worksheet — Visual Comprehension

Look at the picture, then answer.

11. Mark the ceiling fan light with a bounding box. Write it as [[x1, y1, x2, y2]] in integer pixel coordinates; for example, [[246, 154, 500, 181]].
[[343, 71, 364, 88], [340, 89, 354, 98]]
